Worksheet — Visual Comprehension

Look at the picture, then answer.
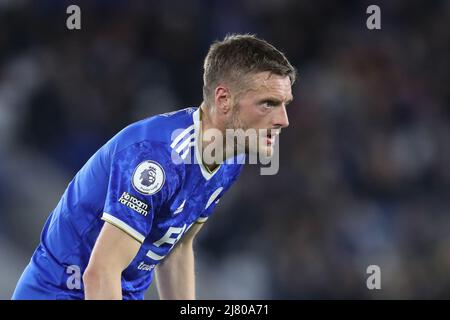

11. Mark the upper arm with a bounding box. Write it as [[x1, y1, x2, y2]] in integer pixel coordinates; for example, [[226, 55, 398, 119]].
[[180, 222, 204, 244], [86, 221, 141, 274], [102, 140, 179, 244]]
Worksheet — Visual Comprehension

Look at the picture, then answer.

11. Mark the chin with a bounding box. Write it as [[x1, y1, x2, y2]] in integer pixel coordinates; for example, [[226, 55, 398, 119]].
[[263, 146, 274, 158], [257, 143, 274, 158]]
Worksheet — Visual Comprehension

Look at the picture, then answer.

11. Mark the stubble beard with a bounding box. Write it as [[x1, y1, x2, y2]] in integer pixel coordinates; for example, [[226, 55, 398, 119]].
[[225, 102, 254, 156]]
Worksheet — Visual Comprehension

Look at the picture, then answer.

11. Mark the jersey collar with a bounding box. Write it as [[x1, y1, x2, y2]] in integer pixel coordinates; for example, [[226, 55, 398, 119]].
[[193, 108, 222, 180]]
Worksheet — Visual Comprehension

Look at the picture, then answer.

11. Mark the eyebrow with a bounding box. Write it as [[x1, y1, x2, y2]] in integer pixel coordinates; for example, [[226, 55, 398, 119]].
[[260, 97, 293, 106]]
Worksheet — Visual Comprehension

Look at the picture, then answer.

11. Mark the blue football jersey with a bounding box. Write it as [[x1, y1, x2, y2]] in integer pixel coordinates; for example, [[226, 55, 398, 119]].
[[12, 107, 244, 300]]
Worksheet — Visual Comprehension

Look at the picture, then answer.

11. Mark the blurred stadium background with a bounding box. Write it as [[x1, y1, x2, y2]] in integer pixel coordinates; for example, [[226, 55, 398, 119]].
[[0, 0, 449, 299]]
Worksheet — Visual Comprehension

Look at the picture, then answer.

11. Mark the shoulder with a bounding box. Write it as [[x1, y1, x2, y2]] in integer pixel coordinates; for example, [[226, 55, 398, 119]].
[[104, 107, 197, 160], [102, 107, 198, 183]]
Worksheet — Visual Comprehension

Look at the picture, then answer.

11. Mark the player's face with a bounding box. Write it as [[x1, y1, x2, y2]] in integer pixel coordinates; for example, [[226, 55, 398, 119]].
[[227, 72, 292, 157]]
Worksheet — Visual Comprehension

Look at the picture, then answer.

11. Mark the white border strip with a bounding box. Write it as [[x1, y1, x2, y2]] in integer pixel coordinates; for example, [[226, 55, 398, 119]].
[[170, 125, 195, 149], [196, 216, 208, 223], [102, 212, 145, 243], [175, 133, 195, 153], [193, 108, 221, 180], [180, 141, 196, 159]]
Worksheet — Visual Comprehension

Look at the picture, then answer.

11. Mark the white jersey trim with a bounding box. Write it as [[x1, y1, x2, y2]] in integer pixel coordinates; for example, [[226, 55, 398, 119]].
[[193, 108, 222, 180], [101, 212, 145, 243]]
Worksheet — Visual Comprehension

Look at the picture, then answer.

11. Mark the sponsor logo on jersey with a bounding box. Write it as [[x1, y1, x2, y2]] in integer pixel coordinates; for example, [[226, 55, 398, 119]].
[[137, 261, 155, 272], [119, 191, 149, 216], [132, 160, 165, 195]]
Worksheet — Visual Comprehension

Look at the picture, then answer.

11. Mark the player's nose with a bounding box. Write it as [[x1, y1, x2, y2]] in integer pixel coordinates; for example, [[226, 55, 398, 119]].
[[273, 105, 289, 129]]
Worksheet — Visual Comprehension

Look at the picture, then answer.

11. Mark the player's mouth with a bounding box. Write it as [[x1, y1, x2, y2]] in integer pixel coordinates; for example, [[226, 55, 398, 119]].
[[265, 130, 279, 146]]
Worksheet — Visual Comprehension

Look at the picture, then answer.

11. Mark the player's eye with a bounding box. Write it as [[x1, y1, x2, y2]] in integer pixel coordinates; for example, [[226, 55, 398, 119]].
[[261, 100, 278, 109]]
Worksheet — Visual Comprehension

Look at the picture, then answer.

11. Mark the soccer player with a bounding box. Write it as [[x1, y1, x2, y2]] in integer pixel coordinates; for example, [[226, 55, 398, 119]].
[[12, 34, 296, 300]]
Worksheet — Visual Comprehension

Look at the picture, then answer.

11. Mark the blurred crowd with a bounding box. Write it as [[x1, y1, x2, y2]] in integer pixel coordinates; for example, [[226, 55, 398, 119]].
[[0, 0, 449, 299]]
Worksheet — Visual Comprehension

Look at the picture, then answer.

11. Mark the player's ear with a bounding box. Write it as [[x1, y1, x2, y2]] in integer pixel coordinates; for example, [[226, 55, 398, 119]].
[[214, 85, 231, 114]]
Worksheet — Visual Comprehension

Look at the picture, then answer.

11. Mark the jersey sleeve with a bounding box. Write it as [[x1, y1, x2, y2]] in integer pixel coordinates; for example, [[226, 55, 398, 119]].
[[102, 140, 179, 243]]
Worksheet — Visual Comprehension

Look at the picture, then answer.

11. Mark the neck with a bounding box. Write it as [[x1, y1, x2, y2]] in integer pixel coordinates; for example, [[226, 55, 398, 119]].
[[198, 102, 236, 172]]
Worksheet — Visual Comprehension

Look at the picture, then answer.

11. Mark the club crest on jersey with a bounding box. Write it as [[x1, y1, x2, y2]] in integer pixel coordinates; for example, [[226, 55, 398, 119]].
[[205, 187, 223, 209], [132, 160, 165, 195]]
